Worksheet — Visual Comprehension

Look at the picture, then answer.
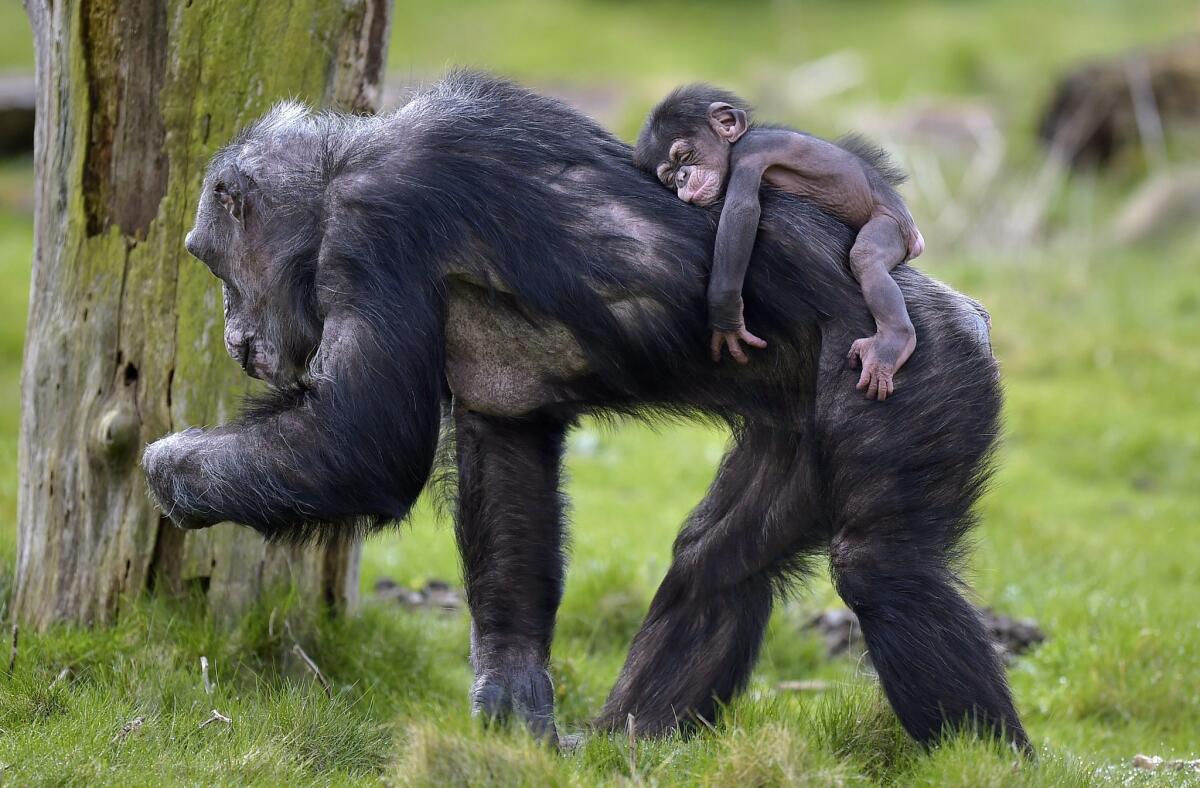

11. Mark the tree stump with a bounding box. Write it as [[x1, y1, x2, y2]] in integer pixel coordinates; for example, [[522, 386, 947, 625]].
[[15, 0, 391, 629]]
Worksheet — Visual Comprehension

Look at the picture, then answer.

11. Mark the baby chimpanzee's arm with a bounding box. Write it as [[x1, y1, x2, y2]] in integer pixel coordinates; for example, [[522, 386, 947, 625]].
[[708, 160, 770, 363]]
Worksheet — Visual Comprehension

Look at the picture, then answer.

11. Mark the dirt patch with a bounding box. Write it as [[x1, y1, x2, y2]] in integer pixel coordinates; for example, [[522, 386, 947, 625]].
[[804, 606, 1045, 665], [372, 577, 464, 614]]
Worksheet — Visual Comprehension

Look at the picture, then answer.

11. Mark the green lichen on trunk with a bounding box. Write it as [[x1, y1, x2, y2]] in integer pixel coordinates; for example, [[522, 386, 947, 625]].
[[16, 0, 388, 629]]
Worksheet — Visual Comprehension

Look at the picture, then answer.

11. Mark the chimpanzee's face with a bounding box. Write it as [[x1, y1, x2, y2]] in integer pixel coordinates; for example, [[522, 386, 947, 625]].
[[184, 162, 322, 388], [652, 102, 749, 207], [655, 134, 730, 207]]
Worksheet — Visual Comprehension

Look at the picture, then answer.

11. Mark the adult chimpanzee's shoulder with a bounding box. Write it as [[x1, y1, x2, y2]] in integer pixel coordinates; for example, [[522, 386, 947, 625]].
[[399, 70, 630, 165], [429, 70, 591, 124], [430, 69, 548, 108]]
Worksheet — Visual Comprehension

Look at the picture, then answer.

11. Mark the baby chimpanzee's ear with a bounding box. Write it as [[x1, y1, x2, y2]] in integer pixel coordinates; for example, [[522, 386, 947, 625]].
[[708, 102, 749, 143]]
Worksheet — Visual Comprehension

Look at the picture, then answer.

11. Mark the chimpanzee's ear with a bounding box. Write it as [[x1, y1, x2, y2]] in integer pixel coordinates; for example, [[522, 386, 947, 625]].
[[213, 181, 240, 222], [213, 165, 253, 225], [708, 102, 749, 143]]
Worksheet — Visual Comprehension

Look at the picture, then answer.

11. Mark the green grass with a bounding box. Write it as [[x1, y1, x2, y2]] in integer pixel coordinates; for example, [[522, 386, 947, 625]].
[[2, 0, 1200, 784]]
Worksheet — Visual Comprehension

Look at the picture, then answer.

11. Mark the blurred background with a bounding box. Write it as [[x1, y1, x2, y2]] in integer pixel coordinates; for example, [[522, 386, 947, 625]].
[[0, 0, 1197, 773]]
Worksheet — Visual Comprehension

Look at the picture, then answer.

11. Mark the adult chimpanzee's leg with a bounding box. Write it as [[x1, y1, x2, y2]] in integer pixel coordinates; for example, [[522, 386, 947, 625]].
[[818, 307, 1029, 753], [818, 372, 1028, 753], [454, 407, 569, 742], [597, 423, 826, 735], [829, 530, 1029, 752]]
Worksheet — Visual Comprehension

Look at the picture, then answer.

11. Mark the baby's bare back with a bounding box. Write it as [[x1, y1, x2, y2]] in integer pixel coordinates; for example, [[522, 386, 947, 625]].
[[752, 129, 921, 255]]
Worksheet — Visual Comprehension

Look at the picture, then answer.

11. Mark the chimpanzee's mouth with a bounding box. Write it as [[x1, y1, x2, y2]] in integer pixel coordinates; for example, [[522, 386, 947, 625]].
[[683, 172, 721, 206]]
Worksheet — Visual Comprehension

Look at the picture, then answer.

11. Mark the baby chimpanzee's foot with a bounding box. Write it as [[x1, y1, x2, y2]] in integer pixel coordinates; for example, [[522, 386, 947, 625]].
[[847, 329, 916, 401]]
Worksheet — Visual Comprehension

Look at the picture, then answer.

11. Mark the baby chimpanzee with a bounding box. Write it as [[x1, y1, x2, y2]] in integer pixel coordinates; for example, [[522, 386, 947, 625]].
[[635, 85, 924, 400]]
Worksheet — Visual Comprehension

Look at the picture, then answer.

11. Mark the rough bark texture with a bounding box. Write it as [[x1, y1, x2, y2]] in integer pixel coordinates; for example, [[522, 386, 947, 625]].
[[16, 0, 391, 629]]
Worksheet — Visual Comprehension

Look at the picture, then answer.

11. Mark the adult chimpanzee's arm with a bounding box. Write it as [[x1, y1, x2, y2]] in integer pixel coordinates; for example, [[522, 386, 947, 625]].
[[142, 309, 444, 542], [142, 192, 447, 543]]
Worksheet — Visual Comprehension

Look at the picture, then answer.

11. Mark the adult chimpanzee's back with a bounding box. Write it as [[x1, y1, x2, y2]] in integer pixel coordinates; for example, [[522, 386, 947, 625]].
[[144, 72, 1027, 753]]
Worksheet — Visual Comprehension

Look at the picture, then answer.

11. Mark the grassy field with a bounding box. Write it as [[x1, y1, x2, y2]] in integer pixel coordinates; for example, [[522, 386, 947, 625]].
[[1, 1, 1199, 785]]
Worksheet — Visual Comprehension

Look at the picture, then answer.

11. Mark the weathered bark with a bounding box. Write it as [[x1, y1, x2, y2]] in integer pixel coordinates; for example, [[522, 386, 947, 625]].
[[15, 0, 391, 629]]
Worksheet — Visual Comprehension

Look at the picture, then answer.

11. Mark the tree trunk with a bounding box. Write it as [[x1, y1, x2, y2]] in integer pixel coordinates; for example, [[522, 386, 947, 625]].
[[15, 0, 390, 629]]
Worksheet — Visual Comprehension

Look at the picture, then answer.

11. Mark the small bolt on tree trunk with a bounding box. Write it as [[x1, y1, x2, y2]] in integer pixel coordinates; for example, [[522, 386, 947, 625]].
[[15, 0, 391, 629]]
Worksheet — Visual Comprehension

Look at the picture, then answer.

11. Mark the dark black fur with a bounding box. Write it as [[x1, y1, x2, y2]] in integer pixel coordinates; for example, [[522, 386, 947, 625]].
[[144, 72, 1027, 752]]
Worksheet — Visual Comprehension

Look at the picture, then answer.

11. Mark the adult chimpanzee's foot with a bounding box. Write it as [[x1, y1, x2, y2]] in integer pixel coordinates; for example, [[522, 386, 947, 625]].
[[471, 657, 557, 742]]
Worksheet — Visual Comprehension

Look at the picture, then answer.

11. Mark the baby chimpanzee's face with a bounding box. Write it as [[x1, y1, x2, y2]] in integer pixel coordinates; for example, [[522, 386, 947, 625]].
[[653, 101, 749, 207], [656, 135, 729, 207]]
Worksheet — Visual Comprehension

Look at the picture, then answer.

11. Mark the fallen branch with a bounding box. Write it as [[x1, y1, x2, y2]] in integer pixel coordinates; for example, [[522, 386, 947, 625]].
[[198, 709, 232, 730], [693, 713, 719, 734], [284, 619, 333, 698], [49, 667, 71, 689], [291, 643, 333, 699], [113, 716, 145, 743], [200, 655, 212, 695], [1133, 754, 1200, 773]]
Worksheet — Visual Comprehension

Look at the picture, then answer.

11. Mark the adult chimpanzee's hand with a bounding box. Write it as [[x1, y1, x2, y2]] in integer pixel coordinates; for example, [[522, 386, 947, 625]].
[[142, 427, 223, 530]]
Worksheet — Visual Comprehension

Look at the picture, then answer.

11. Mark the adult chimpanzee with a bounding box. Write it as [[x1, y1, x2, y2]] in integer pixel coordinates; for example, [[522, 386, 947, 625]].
[[143, 72, 1025, 752]]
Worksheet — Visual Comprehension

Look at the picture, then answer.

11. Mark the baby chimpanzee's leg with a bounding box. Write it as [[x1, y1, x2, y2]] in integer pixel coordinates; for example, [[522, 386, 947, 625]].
[[845, 216, 916, 401]]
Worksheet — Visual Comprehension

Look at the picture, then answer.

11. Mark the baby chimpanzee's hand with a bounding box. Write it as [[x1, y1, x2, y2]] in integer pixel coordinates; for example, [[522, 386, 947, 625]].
[[710, 326, 767, 364], [708, 296, 767, 363]]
